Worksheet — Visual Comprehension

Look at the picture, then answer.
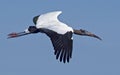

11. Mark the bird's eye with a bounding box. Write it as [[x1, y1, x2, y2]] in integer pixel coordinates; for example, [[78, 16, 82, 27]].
[[80, 29, 86, 33]]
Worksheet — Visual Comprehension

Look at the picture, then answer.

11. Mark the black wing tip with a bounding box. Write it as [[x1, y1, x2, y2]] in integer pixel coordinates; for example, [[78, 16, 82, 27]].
[[55, 54, 70, 63], [59, 59, 70, 63], [54, 50, 71, 63], [55, 53, 70, 63], [48, 31, 73, 63]]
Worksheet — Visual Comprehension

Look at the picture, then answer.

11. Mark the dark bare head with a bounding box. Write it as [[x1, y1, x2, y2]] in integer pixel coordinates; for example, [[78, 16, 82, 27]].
[[74, 29, 102, 40]]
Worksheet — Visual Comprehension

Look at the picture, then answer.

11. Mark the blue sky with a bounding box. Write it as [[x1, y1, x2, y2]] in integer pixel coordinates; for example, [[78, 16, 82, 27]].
[[0, 0, 120, 75]]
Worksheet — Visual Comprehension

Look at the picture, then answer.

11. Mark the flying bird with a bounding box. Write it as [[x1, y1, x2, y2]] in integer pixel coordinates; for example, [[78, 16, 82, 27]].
[[8, 11, 102, 63]]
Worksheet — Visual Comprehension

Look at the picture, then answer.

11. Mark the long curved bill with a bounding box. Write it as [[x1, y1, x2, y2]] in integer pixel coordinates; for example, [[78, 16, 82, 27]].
[[85, 32, 102, 40], [8, 32, 30, 38], [80, 29, 102, 40], [74, 29, 102, 40]]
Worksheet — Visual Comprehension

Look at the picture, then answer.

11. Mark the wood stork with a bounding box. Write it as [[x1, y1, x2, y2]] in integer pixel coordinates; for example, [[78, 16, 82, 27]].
[[8, 11, 102, 63]]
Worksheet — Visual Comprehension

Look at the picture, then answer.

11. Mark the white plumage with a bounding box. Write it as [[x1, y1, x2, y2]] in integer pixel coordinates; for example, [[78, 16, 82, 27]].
[[36, 11, 73, 34], [8, 11, 102, 63]]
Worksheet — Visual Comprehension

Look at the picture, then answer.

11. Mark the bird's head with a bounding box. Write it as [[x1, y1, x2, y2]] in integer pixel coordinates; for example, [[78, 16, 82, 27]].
[[74, 29, 102, 40], [79, 29, 102, 40], [8, 26, 39, 38]]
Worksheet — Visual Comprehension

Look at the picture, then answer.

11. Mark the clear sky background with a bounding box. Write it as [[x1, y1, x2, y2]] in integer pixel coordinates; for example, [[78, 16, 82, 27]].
[[0, 0, 120, 75]]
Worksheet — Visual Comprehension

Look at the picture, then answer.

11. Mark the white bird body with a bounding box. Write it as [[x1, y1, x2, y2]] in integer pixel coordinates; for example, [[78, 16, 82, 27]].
[[8, 11, 101, 63], [36, 11, 73, 34]]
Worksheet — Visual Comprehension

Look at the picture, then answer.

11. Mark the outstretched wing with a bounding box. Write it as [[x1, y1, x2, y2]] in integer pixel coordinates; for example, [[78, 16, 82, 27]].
[[33, 11, 62, 25], [42, 28, 73, 63]]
